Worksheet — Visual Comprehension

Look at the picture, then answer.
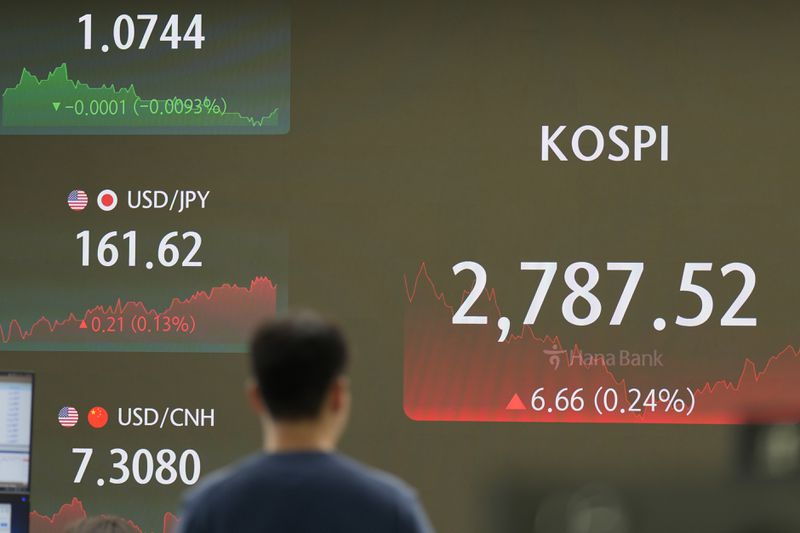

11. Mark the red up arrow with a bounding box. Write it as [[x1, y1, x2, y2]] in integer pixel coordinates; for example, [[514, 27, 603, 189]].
[[505, 394, 526, 411]]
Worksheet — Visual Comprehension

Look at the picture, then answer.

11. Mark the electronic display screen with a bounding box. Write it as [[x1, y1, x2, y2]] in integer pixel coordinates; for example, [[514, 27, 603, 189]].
[[0, 374, 32, 492], [0, 495, 30, 533], [3, 1, 800, 533], [0, 2, 290, 134], [0, 503, 10, 533]]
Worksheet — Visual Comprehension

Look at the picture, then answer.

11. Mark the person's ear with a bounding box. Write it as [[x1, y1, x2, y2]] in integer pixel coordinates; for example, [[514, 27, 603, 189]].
[[329, 376, 350, 413], [245, 378, 266, 415]]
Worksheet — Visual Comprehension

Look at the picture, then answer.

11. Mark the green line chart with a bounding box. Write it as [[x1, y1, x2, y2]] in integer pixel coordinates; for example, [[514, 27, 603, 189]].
[[1, 64, 280, 130]]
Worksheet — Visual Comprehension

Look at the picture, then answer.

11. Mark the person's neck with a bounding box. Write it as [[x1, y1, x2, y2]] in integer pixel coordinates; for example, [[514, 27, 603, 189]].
[[263, 418, 337, 453]]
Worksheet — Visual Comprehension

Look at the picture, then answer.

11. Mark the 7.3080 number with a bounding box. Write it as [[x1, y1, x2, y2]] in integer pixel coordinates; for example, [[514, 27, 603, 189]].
[[72, 447, 200, 486]]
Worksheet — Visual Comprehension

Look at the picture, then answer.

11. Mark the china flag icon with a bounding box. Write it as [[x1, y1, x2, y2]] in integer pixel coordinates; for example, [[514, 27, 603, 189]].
[[88, 406, 109, 429]]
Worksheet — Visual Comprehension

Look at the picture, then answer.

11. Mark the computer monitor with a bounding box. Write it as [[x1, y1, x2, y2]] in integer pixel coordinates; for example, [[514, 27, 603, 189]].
[[0, 494, 28, 533], [0, 373, 33, 533], [0, 373, 33, 493]]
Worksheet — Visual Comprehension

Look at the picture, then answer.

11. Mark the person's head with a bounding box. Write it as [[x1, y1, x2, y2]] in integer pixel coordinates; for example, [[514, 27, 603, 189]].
[[247, 312, 351, 451], [68, 516, 136, 533]]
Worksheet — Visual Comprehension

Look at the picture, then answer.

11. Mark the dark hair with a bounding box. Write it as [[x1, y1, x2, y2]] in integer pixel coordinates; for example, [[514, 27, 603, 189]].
[[250, 312, 349, 420], [68, 516, 136, 533]]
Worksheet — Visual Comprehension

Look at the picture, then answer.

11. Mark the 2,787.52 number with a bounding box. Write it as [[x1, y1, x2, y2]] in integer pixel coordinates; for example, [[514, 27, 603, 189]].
[[452, 261, 756, 329]]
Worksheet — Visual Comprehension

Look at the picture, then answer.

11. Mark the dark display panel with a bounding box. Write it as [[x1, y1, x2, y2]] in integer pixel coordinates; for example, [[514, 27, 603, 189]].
[[1, 2, 799, 532]]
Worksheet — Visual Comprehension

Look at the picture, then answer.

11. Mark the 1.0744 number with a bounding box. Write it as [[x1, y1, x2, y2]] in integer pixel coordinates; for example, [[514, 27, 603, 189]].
[[79, 14, 205, 51]]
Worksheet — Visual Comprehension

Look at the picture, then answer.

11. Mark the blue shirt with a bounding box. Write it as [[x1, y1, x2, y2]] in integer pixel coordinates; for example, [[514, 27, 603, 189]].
[[178, 452, 435, 533]]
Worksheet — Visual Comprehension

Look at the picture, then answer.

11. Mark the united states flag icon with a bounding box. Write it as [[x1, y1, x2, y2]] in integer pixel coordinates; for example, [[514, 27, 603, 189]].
[[58, 406, 79, 428], [67, 189, 88, 211]]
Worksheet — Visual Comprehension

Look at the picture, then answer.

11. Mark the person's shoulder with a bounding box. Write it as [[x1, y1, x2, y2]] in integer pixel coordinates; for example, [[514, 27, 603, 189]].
[[332, 454, 419, 502], [182, 453, 266, 510], [331, 455, 433, 532]]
